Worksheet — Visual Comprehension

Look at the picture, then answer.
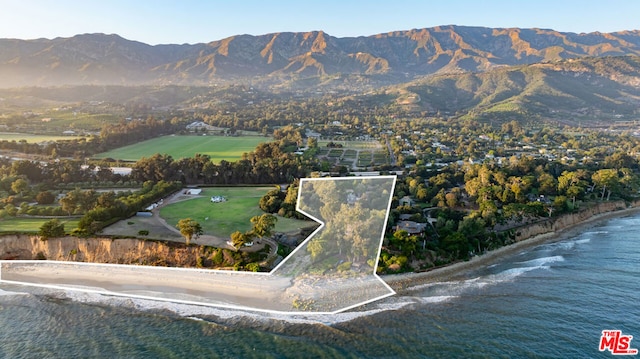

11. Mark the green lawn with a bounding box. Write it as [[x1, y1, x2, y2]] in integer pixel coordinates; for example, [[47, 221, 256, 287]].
[[160, 187, 314, 238], [93, 135, 270, 162], [0, 132, 86, 143], [0, 217, 79, 233]]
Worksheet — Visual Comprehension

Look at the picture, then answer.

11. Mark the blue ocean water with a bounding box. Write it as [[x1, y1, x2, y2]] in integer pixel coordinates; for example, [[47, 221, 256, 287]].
[[1, 214, 639, 358]]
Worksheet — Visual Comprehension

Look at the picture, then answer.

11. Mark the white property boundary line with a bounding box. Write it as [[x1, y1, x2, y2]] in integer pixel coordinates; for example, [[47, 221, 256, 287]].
[[0, 175, 398, 315]]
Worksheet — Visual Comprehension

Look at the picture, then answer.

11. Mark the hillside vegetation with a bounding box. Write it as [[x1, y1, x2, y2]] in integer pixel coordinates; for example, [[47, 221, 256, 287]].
[[1, 26, 640, 89]]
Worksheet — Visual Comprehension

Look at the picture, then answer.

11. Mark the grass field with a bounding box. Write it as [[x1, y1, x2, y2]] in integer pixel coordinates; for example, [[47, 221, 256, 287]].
[[0, 218, 79, 234], [94, 135, 269, 162], [0, 132, 87, 143], [160, 187, 314, 238]]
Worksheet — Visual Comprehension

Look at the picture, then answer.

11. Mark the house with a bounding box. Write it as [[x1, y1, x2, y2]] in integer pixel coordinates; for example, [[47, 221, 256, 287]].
[[395, 220, 427, 235], [346, 190, 358, 205], [399, 196, 414, 207], [185, 121, 217, 132]]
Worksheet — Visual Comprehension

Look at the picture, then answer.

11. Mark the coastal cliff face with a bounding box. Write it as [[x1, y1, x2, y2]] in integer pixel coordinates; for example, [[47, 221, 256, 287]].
[[0, 236, 199, 267], [513, 200, 629, 242], [0, 200, 635, 268]]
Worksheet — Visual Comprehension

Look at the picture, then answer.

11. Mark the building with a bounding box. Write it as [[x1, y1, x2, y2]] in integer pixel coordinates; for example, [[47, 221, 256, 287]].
[[395, 220, 427, 235]]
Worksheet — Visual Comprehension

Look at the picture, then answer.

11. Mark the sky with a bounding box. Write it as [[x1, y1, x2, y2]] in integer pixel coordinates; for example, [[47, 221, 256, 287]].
[[0, 0, 638, 45]]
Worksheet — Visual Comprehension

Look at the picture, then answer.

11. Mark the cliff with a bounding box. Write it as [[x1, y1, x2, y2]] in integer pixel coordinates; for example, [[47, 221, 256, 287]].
[[0, 200, 636, 271], [512, 200, 630, 242], [0, 236, 200, 267]]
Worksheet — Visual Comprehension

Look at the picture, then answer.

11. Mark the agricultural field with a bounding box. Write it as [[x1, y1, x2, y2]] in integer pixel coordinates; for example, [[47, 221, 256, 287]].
[[160, 187, 314, 238], [0, 217, 79, 234], [318, 140, 382, 149], [316, 140, 389, 169], [94, 134, 270, 162], [0, 132, 87, 143]]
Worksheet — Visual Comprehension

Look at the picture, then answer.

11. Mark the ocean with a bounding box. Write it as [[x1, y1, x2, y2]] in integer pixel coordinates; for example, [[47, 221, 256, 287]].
[[1, 213, 639, 358]]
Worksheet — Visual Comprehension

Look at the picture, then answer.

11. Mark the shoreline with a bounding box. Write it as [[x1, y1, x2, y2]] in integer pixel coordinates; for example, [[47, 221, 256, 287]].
[[2, 200, 640, 311], [383, 204, 640, 293]]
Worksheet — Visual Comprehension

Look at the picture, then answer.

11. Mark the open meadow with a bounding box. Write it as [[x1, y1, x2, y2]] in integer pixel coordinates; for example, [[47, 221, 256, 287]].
[[93, 135, 270, 162], [160, 187, 314, 238], [0, 217, 80, 234], [0, 132, 87, 143]]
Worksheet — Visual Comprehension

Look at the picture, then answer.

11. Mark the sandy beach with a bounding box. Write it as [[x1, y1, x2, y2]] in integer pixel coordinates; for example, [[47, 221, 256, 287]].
[[383, 205, 640, 293], [0, 260, 394, 313], [0, 262, 296, 310]]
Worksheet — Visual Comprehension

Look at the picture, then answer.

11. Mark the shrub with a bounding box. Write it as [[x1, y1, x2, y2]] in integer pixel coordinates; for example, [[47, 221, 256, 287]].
[[245, 262, 260, 272], [38, 219, 65, 240], [337, 261, 352, 272], [138, 230, 149, 236]]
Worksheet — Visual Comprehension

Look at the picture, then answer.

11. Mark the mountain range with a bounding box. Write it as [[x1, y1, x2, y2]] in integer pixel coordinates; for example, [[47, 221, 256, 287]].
[[2, 25, 640, 89]]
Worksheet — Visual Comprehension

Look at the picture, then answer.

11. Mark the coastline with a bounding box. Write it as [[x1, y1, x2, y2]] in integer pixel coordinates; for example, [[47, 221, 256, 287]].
[[2, 200, 640, 311], [383, 203, 640, 293]]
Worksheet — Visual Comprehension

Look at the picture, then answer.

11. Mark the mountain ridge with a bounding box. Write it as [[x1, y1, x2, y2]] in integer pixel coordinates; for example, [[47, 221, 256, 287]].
[[1, 25, 640, 88]]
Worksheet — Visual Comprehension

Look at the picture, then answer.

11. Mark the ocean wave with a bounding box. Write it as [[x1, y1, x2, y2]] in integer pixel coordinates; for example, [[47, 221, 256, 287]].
[[0, 288, 29, 297], [494, 265, 548, 278], [403, 277, 490, 300], [414, 295, 458, 304], [517, 255, 565, 267], [401, 265, 551, 302], [19, 285, 415, 326], [544, 241, 575, 250], [574, 238, 591, 244], [581, 231, 609, 235]]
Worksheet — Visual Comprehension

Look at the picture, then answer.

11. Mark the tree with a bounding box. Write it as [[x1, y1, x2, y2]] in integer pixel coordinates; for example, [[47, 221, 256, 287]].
[[59, 189, 81, 215], [442, 231, 471, 260], [391, 229, 418, 255], [176, 218, 203, 245], [558, 170, 587, 206], [249, 213, 278, 238], [259, 189, 284, 213], [11, 178, 28, 196], [36, 191, 56, 205], [592, 169, 620, 200], [307, 137, 318, 149], [39, 219, 65, 240], [445, 192, 458, 208], [230, 231, 249, 249]]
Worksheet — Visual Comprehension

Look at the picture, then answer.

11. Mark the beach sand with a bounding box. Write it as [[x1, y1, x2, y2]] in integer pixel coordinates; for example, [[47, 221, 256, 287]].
[[1, 262, 294, 311], [1, 261, 394, 313]]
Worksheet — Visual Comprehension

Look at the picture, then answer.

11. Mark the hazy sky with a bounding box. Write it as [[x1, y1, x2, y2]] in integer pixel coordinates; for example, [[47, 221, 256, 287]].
[[1, 0, 638, 45]]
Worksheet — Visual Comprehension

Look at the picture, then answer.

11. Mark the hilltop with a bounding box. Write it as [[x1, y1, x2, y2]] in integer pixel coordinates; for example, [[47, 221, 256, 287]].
[[382, 55, 640, 123]]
